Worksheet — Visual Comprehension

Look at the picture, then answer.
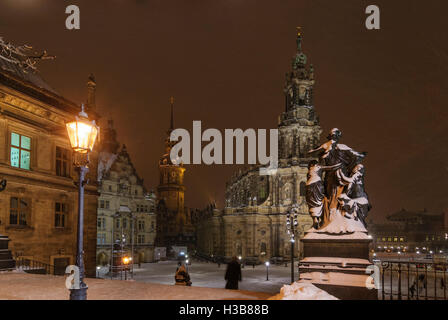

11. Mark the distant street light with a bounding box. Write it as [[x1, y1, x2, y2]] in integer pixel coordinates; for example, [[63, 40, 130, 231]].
[[66, 104, 99, 300], [286, 204, 299, 283], [122, 256, 130, 280], [265, 261, 270, 281]]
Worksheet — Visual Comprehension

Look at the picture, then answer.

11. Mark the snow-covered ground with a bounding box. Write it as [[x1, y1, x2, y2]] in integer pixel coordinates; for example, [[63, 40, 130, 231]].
[[0, 271, 270, 300], [269, 282, 338, 300], [98, 260, 294, 294]]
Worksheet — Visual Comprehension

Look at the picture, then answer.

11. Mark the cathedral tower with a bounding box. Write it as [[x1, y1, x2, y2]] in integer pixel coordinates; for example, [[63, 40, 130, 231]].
[[156, 98, 194, 250], [157, 97, 186, 214], [278, 28, 322, 167]]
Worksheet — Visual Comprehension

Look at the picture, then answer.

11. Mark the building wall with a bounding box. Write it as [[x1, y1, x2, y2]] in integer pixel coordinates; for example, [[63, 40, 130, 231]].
[[0, 79, 98, 277], [96, 145, 157, 264], [369, 210, 448, 253]]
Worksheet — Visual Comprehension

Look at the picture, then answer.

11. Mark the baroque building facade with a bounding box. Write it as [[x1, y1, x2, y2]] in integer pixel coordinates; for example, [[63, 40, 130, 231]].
[[0, 40, 99, 276], [369, 209, 448, 254], [155, 99, 195, 256], [195, 31, 320, 263], [96, 120, 157, 265]]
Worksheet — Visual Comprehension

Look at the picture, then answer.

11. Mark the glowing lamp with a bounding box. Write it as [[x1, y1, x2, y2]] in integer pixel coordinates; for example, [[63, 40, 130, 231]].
[[66, 105, 99, 153], [122, 257, 130, 265]]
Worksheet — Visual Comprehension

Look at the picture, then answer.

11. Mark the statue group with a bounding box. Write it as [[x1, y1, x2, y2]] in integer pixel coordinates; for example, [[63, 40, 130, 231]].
[[305, 128, 371, 234]]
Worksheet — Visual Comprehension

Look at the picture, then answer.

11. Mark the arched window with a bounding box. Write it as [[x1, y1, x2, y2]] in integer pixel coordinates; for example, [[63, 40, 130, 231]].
[[260, 242, 267, 255]]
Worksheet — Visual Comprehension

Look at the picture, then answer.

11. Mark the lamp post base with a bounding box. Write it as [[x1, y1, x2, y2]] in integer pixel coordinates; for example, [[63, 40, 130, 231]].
[[69, 285, 88, 300]]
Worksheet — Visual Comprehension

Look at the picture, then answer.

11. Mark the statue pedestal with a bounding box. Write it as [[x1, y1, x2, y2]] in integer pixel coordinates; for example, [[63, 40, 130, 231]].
[[299, 233, 378, 300], [0, 235, 16, 271]]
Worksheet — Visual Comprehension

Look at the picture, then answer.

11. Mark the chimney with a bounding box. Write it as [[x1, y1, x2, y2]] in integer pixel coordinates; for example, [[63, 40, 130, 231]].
[[86, 73, 96, 112]]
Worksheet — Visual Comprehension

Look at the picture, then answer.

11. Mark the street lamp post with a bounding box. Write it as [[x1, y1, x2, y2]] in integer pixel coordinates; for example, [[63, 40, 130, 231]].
[[65, 104, 99, 300], [286, 205, 299, 284], [265, 261, 270, 281], [130, 213, 135, 279]]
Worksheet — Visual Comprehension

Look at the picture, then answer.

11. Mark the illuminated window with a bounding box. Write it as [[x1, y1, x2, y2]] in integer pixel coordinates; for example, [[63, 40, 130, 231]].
[[387, 237, 392, 242], [382, 237, 386, 241], [97, 233, 106, 245], [56, 147, 70, 177], [393, 237, 398, 242], [10, 197, 29, 226], [399, 237, 404, 242], [55, 202, 68, 228], [10, 132, 31, 170]]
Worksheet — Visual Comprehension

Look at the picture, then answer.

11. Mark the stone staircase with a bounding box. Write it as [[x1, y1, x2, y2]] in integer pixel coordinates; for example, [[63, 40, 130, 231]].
[[0, 235, 15, 271]]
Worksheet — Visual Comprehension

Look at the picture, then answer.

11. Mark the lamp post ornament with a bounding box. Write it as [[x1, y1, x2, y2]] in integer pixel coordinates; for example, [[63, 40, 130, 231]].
[[66, 104, 99, 300], [286, 204, 299, 283]]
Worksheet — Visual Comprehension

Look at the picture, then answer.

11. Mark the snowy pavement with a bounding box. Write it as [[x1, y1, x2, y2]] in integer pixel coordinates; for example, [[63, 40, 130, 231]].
[[99, 260, 295, 294], [0, 270, 270, 300]]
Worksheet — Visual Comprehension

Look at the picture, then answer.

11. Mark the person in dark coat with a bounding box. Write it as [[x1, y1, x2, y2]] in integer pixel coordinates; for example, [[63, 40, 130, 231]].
[[225, 256, 242, 289]]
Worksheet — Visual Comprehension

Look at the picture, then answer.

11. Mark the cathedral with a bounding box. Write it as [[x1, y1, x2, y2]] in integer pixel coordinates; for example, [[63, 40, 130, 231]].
[[155, 98, 195, 256], [195, 30, 321, 263]]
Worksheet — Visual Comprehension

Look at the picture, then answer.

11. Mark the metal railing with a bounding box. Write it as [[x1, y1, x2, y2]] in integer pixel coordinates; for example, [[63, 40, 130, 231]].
[[15, 257, 55, 275], [379, 260, 447, 300]]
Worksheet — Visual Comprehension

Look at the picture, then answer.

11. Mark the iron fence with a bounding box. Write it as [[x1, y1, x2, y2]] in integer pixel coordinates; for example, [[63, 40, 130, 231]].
[[379, 260, 447, 300], [15, 257, 55, 275]]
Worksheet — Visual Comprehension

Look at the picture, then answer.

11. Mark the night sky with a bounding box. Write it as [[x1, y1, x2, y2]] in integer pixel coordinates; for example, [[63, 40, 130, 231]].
[[1, 0, 447, 221]]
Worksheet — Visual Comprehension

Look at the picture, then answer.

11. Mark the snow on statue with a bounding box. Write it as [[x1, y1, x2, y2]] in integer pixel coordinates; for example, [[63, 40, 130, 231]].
[[306, 128, 371, 235]]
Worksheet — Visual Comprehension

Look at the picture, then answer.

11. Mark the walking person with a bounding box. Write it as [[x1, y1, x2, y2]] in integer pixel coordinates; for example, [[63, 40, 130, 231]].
[[225, 256, 242, 289], [418, 274, 426, 291], [409, 279, 417, 298], [175, 262, 192, 286]]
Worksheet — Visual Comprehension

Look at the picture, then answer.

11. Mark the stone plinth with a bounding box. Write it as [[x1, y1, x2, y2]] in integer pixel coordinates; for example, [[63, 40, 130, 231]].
[[0, 235, 15, 270], [298, 233, 378, 300], [302, 236, 372, 260]]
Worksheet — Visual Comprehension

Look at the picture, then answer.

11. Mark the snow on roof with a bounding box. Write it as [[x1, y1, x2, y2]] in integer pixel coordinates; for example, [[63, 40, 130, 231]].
[[0, 55, 58, 94]]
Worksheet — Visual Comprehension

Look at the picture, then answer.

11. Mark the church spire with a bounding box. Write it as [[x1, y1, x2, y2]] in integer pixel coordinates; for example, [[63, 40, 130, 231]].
[[296, 26, 303, 52], [281, 27, 316, 119], [86, 73, 96, 112]]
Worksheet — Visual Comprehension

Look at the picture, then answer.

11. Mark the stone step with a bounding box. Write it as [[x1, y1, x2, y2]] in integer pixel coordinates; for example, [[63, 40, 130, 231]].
[[299, 265, 369, 275], [0, 239, 9, 250], [0, 251, 13, 260], [0, 259, 16, 270]]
